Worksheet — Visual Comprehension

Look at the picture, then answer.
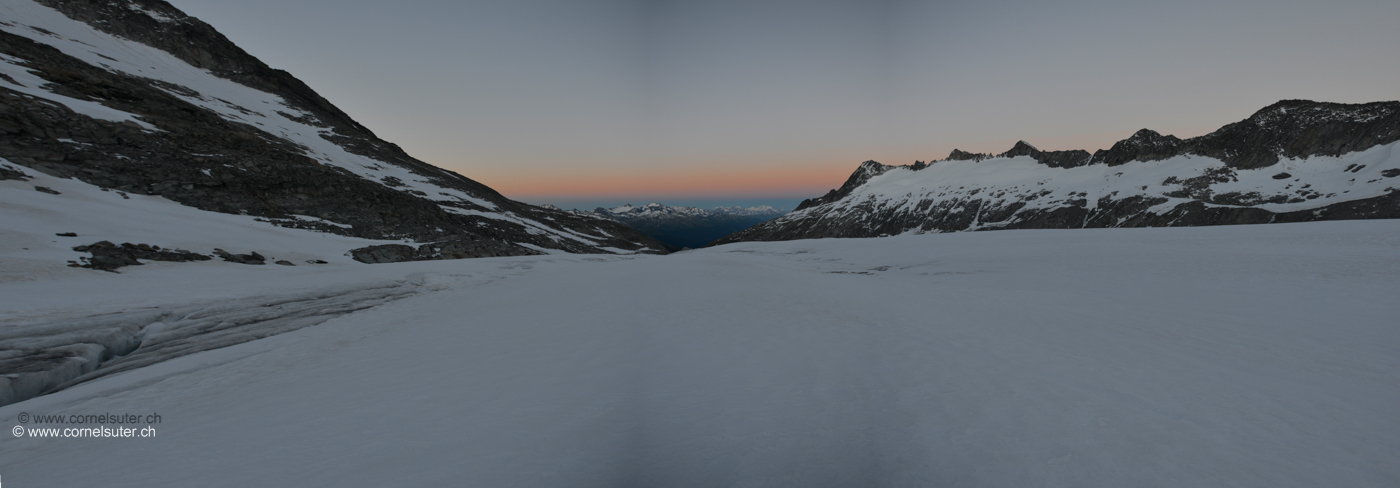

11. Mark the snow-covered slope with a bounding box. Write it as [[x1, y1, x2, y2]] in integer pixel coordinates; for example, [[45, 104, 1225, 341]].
[[0, 159, 406, 281], [717, 100, 1400, 244], [2, 220, 1397, 486], [0, 0, 664, 264]]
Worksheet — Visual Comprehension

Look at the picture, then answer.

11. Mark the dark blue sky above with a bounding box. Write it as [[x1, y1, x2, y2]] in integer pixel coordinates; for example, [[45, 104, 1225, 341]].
[[166, 0, 1400, 207]]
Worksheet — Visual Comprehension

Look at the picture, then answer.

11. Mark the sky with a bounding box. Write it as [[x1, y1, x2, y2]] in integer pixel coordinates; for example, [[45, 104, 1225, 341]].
[[163, 0, 1400, 210]]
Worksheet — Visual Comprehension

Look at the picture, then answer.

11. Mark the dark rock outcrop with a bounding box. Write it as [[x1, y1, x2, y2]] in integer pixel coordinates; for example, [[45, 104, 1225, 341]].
[[212, 249, 265, 265], [1183, 100, 1400, 169], [0, 164, 29, 180], [350, 239, 533, 264], [71, 241, 212, 271]]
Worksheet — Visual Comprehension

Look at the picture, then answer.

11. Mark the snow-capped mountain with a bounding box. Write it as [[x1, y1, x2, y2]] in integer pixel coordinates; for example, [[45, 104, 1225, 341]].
[[716, 100, 1400, 244], [0, 0, 665, 271], [578, 203, 786, 249], [593, 202, 783, 221]]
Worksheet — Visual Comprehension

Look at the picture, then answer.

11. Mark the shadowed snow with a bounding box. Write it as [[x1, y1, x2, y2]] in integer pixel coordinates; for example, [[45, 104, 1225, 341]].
[[1, 221, 1397, 487]]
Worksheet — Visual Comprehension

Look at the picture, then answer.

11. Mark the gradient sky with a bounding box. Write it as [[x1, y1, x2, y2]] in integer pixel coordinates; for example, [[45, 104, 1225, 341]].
[[164, 0, 1400, 209]]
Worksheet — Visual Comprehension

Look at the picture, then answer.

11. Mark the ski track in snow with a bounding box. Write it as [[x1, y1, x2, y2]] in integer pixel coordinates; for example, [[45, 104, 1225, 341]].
[[0, 220, 1397, 487], [1, 280, 417, 404]]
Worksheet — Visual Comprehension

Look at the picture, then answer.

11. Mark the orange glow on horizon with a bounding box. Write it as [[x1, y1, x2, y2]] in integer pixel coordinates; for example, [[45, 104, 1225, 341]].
[[487, 167, 850, 199], [452, 153, 875, 201], [440, 127, 1222, 201]]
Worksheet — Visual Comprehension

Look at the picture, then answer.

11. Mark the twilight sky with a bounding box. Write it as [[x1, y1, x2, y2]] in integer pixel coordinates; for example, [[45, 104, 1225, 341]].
[[164, 0, 1400, 209]]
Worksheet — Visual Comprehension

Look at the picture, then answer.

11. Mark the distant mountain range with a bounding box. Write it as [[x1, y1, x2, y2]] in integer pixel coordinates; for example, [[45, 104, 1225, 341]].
[[0, 0, 665, 270], [561, 203, 786, 250], [716, 99, 1400, 244]]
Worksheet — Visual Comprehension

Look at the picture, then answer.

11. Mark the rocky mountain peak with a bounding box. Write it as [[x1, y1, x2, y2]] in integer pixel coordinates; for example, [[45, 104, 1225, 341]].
[[1246, 99, 1398, 129], [795, 160, 894, 211], [997, 141, 1091, 169], [1000, 140, 1040, 158], [946, 149, 986, 161], [1090, 128, 1183, 166], [1186, 99, 1400, 169], [1128, 128, 1164, 140], [944, 100, 1400, 172]]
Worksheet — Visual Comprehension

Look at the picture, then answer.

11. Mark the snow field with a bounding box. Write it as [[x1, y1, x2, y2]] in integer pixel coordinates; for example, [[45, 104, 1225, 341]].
[[1, 220, 1396, 487]]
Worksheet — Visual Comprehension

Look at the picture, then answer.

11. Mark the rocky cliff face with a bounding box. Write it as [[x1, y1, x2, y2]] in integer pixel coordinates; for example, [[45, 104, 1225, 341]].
[[715, 100, 1400, 245], [0, 0, 665, 264], [793, 161, 895, 211]]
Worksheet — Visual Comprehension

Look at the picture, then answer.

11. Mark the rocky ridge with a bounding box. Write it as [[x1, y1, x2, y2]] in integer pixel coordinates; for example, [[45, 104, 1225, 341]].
[[717, 100, 1400, 244]]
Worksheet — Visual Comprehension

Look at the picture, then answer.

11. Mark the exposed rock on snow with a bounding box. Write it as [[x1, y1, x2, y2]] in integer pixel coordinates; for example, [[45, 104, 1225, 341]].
[[0, 161, 30, 180], [349, 239, 534, 264], [212, 248, 265, 265], [71, 240, 211, 271]]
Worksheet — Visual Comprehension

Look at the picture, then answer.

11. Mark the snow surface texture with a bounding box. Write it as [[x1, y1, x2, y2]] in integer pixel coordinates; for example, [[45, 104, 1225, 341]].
[[2, 220, 1397, 487]]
